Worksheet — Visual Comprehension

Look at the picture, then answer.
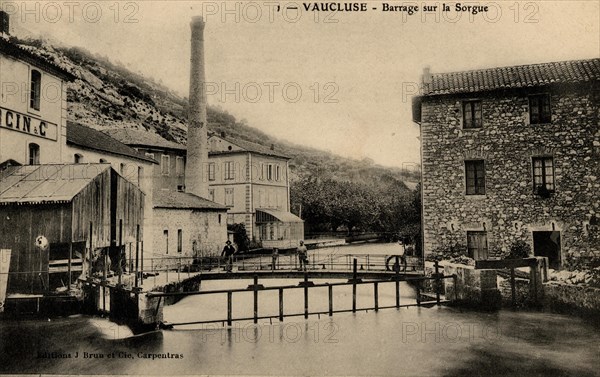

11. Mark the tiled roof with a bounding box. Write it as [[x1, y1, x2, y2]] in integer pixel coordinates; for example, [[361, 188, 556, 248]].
[[424, 58, 600, 96], [102, 128, 186, 151], [153, 190, 228, 210], [0, 37, 76, 81], [0, 164, 110, 204], [67, 122, 157, 164], [209, 135, 291, 159]]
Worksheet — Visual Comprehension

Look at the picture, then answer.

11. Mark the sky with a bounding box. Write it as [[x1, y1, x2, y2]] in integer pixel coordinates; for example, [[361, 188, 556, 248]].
[[6, 0, 599, 168]]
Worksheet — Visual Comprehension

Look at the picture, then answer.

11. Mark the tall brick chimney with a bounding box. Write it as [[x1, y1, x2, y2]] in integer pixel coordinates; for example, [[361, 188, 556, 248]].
[[185, 16, 209, 198]]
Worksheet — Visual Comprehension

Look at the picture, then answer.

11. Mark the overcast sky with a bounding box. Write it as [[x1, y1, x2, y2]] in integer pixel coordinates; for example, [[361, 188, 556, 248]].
[[8, 1, 599, 167]]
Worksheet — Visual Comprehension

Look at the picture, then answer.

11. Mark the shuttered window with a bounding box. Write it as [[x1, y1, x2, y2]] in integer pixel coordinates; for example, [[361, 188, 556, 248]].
[[465, 160, 485, 195], [467, 231, 488, 260], [225, 188, 234, 207], [529, 94, 551, 124], [533, 157, 555, 192], [208, 162, 216, 181], [177, 229, 183, 253], [30, 70, 41, 110], [225, 161, 235, 180], [463, 100, 482, 129]]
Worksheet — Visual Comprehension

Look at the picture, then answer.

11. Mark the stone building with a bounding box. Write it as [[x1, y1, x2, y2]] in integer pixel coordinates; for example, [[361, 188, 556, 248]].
[[207, 134, 304, 248], [412, 58, 600, 269]]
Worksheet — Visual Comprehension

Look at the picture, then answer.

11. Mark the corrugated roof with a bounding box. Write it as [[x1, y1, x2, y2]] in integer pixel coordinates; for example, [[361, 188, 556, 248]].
[[208, 135, 291, 159], [424, 58, 600, 96], [0, 164, 110, 204], [153, 190, 228, 210], [67, 122, 157, 164], [102, 128, 186, 151]]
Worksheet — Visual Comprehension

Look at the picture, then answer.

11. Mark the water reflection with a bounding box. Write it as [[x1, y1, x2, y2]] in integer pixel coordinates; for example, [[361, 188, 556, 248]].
[[1, 303, 598, 375]]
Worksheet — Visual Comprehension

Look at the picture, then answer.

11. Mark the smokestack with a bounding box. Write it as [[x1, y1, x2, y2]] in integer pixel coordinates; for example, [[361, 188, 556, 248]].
[[185, 16, 209, 198]]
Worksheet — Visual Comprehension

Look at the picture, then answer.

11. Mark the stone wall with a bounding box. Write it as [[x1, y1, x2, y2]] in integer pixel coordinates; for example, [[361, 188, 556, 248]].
[[152, 207, 227, 267], [442, 262, 501, 309], [543, 282, 600, 323], [420, 83, 600, 268]]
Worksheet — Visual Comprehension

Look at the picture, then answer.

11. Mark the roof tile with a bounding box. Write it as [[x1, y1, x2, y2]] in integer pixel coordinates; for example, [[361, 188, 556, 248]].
[[425, 58, 600, 95]]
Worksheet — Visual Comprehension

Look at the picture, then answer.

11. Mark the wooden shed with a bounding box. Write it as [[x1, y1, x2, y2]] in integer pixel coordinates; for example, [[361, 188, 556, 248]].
[[0, 163, 144, 296]]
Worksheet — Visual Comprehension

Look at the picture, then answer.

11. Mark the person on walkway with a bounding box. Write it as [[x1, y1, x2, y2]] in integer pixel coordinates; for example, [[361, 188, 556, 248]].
[[271, 248, 279, 271], [297, 240, 308, 271], [397, 239, 407, 273], [221, 240, 236, 272]]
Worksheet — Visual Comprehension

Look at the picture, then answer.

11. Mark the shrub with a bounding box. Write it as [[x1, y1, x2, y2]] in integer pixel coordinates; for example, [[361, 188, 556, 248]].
[[505, 240, 531, 259]]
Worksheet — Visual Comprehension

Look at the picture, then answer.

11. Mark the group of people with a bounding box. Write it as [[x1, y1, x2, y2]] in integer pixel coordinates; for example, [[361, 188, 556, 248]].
[[220, 240, 310, 272]]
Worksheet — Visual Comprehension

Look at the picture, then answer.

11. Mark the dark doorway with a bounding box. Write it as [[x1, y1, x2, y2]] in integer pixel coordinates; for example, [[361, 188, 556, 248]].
[[533, 231, 561, 269]]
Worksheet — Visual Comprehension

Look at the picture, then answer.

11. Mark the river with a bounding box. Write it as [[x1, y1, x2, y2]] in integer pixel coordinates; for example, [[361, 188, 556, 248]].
[[1, 242, 599, 376]]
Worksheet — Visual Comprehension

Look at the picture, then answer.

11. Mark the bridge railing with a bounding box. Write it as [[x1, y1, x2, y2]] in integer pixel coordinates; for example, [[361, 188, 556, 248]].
[[147, 260, 451, 327], [138, 252, 422, 283]]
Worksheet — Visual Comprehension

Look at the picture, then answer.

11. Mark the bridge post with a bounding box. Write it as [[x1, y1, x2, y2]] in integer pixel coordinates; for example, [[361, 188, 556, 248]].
[[304, 273, 309, 319], [328, 284, 333, 316], [253, 274, 258, 324], [395, 263, 400, 309], [278, 288, 284, 322], [227, 291, 232, 326], [352, 259, 357, 313], [435, 260, 441, 306], [374, 282, 379, 312]]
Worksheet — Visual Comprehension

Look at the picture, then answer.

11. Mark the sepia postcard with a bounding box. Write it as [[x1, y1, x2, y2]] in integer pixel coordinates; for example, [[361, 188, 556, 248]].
[[0, 0, 599, 376]]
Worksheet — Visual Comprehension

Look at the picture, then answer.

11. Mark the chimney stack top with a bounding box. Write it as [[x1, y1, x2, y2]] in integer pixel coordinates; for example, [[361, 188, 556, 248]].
[[220, 131, 226, 138], [270, 144, 275, 150], [191, 16, 205, 27], [422, 66, 433, 85]]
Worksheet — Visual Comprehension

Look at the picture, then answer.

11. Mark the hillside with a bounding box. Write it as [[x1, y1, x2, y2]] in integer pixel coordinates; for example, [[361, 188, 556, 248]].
[[11, 36, 420, 187]]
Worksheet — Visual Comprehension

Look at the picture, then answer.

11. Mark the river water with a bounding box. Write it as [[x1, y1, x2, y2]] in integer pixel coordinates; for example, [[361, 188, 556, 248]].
[[1, 242, 599, 376]]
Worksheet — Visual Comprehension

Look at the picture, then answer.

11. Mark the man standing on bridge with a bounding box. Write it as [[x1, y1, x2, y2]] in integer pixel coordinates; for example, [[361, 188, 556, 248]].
[[221, 240, 236, 272], [297, 240, 308, 271]]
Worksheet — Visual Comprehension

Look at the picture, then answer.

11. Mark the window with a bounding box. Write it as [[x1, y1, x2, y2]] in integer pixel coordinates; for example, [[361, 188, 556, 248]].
[[227, 214, 234, 225], [176, 156, 184, 176], [467, 231, 488, 260], [218, 214, 222, 224], [225, 188, 234, 207], [30, 69, 41, 110], [208, 162, 216, 181], [119, 163, 125, 175], [161, 155, 170, 175], [261, 163, 265, 180], [463, 100, 482, 129], [163, 230, 169, 254], [28, 143, 40, 165], [145, 152, 155, 160], [209, 189, 215, 202], [137, 167, 143, 185], [267, 164, 273, 181], [225, 161, 234, 180], [532, 157, 555, 192], [275, 165, 281, 181], [74, 154, 83, 164], [99, 158, 107, 163], [177, 229, 183, 253], [529, 94, 551, 124], [465, 160, 485, 195]]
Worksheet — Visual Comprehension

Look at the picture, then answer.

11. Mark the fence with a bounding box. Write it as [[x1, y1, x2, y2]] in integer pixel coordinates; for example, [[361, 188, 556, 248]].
[[147, 260, 452, 327]]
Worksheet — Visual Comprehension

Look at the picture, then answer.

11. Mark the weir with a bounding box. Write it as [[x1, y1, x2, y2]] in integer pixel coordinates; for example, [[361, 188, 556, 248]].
[[80, 255, 440, 333]]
